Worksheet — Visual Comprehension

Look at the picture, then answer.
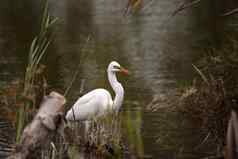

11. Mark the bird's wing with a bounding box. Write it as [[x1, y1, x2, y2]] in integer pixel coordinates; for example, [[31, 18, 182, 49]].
[[66, 89, 112, 121], [66, 91, 95, 120], [71, 97, 99, 121], [73, 91, 95, 107]]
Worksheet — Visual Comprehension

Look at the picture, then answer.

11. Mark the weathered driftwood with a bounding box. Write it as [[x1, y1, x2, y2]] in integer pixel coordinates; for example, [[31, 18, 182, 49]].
[[7, 91, 66, 159]]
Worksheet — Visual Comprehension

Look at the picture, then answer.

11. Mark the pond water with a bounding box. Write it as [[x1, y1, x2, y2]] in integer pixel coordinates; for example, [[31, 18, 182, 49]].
[[0, 0, 218, 158]]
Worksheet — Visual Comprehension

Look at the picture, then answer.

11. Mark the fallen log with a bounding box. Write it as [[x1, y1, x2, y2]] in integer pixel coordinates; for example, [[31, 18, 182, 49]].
[[7, 91, 66, 159]]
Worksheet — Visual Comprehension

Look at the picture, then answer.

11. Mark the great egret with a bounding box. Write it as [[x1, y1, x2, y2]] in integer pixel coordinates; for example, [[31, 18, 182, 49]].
[[66, 61, 129, 121]]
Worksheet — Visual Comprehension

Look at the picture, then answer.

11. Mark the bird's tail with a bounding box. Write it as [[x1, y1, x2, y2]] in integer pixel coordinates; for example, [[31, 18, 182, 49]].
[[0, 120, 15, 159]]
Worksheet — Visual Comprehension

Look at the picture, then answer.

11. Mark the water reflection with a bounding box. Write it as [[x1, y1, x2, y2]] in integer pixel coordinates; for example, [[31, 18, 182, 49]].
[[0, 1, 39, 85]]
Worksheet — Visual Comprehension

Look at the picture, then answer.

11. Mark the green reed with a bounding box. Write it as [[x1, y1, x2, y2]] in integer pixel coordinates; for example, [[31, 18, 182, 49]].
[[66, 107, 144, 159], [91, 113, 121, 152], [16, 0, 58, 143], [125, 108, 144, 158], [66, 111, 123, 158]]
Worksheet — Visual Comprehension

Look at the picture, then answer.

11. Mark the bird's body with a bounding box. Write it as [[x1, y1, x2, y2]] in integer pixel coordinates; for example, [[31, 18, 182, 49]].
[[66, 89, 113, 121], [66, 61, 128, 122]]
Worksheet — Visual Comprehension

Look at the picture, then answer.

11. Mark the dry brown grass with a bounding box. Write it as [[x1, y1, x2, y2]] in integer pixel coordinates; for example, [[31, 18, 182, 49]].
[[179, 77, 230, 151], [63, 113, 123, 158]]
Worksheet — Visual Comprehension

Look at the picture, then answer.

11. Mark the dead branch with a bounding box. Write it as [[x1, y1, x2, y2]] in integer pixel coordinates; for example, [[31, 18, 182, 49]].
[[172, 0, 202, 17], [222, 7, 238, 17], [7, 91, 66, 159]]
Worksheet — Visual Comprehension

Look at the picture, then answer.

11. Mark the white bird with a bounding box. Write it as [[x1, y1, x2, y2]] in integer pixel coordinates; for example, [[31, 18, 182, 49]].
[[66, 61, 129, 121]]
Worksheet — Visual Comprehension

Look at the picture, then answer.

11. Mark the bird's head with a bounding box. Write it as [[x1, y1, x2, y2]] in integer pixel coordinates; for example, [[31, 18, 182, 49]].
[[108, 61, 129, 75]]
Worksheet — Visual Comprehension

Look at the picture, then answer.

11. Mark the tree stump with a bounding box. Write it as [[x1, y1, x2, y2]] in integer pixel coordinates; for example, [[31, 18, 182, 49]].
[[7, 91, 66, 159]]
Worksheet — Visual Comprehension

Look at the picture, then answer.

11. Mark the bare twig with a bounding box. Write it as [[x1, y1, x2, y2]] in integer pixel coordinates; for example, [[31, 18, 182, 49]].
[[194, 132, 211, 150], [63, 36, 90, 97], [192, 64, 209, 85], [222, 7, 238, 17], [123, 0, 143, 16], [123, 0, 155, 17], [64, 36, 90, 122], [63, 66, 81, 97], [172, 0, 202, 17]]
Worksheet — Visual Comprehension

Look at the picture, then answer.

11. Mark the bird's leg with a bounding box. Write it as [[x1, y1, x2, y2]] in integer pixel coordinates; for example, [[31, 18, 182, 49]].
[[84, 120, 91, 140]]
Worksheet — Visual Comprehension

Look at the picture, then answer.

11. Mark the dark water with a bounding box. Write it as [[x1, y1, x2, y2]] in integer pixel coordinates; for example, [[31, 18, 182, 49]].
[[0, 0, 222, 158]]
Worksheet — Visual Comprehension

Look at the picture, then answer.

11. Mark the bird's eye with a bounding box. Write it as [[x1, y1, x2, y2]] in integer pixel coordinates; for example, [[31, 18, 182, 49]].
[[113, 66, 120, 69]]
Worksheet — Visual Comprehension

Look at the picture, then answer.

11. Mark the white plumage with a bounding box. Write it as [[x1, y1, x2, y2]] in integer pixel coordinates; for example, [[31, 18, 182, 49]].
[[66, 61, 129, 121], [66, 89, 113, 121]]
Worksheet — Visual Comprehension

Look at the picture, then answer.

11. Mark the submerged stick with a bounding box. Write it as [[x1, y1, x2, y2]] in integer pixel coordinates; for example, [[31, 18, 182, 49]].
[[7, 92, 66, 159]]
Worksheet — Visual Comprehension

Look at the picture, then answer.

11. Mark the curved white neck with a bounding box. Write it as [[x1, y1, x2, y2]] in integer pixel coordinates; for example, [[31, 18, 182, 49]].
[[108, 71, 124, 112]]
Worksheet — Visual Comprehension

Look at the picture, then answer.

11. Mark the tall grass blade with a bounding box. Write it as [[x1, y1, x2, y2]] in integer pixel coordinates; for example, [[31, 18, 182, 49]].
[[16, 0, 58, 143], [29, 37, 37, 63], [135, 109, 144, 158], [41, 0, 49, 34], [192, 64, 209, 85]]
